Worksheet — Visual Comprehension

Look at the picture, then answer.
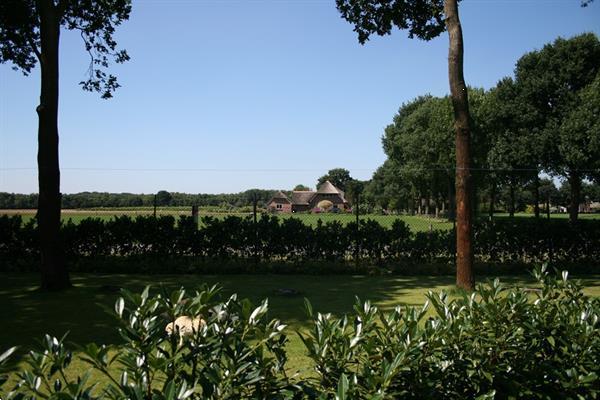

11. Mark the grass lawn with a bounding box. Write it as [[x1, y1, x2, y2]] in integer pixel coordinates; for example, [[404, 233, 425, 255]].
[[2, 209, 453, 232], [3, 208, 599, 234], [1, 272, 599, 381]]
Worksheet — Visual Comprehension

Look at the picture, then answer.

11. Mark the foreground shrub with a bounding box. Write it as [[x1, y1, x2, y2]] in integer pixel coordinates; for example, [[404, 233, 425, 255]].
[[1, 285, 296, 399], [300, 266, 600, 399], [1, 267, 599, 399]]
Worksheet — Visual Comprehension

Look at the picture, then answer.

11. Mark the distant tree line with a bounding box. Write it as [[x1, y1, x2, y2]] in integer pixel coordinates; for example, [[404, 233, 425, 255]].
[[0, 189, 276, 209], [1, 179, 599, 213]]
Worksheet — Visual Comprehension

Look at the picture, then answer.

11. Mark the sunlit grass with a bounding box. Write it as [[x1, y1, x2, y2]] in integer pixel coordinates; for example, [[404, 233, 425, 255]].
[[1, 272, 598, 383]]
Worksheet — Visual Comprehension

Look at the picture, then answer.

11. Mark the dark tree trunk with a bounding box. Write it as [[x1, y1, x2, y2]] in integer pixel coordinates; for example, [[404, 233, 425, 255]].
[[533, 173, 540, 218], [546, 196, 550, 220], [488, 180, 495, 220], [445, 0, 474, 291], [37, 0, 70, 291], [569, 171, 581, 223], [509, 182, 515, 217]]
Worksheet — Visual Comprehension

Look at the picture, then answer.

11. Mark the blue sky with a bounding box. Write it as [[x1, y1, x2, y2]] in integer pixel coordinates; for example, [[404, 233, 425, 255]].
[[1, 0, 599, 194]]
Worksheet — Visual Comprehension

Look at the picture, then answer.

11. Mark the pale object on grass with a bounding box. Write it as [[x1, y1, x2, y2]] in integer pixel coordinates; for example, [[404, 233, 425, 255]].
[[165, 316, 205, 337]]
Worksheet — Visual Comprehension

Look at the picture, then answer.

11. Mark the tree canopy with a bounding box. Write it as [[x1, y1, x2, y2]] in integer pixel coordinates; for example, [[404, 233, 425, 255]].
[[317, 168, 354, 191], [293, 184, 311, 191], [514, 33, 600, 221], [0, 0, 131, 98]]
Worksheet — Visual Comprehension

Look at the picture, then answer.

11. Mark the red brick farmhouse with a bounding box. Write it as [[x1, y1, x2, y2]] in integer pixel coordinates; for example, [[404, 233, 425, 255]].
[[267, 181, 350, 213]]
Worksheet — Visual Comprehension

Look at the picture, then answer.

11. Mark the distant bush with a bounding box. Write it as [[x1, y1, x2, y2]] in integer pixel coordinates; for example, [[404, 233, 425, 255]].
[[1, 214, 599, 274], [1, 268, 599, 399]]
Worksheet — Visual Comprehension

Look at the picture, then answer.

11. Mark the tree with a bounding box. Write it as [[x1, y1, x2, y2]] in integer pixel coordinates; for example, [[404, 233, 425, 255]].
[[317, 168, 353, 191], [483, 78, 544, 218], [336, 0, 475, 289], [363, 160, 412, 212], [345, 179, 366, 205], [382, 95, 451, 217], [155, 190, 173, 207], [293, 184, 311, 191], [514, 34, 600, 223], [0, 0, 131, 290]]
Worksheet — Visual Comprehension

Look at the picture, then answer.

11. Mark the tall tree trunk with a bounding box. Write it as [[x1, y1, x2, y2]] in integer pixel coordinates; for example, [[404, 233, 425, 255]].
[[533, 173, 540, 218], [37, 0, 70, 291], [569, 171, 581, 223], [445, 0, 474, 291], [509, 182, 515, 217], [488, 180, 495, 220]]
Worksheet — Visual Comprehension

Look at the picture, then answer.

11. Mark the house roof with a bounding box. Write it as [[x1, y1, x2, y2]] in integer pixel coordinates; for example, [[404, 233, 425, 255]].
[[316, 181, 347, 202], [291, 191, 315, 205], [317, 180, 340, 194], [268, 190, 291, 204]]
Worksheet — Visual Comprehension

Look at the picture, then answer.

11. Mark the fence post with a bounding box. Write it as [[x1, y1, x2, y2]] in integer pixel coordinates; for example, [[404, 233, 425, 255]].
[[153, 195, 157, 218], [192, 205, 198, 226]]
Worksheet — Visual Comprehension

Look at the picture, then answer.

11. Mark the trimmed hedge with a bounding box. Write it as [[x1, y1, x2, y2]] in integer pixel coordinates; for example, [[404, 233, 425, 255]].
[[1, 215, 599, 273]]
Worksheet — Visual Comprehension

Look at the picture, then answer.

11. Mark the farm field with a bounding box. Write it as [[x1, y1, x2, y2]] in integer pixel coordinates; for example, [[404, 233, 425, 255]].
[[5, 208, 598, 232], [1, 208, 454, 231], [1, 273, 599, 380]]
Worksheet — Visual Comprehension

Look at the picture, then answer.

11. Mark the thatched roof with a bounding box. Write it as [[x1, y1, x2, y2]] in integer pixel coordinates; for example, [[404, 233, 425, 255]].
[[291, 191, 315, 205], [316, 181, 347, 202], [268, 190, 291, 204], [317, 180, 341, 194]]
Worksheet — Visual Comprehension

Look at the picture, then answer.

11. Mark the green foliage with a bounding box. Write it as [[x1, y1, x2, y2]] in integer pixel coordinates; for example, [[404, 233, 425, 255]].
[[0, 190, 279, 209], [2, 285, 296, 399], [335, 0, 446, 44], [300, 266, 600, 399], [155, 191, 173, 207], [0, 0, 132, 98], [2, 214, 600, 273], [317, 169, 354, 192], [3, 269, 598, 398], [514, 33, 600, 217], [0, 346, 17, 389]]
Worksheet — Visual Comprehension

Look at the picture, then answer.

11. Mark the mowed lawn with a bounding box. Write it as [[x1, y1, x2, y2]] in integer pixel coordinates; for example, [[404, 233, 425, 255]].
[[1, 273, 600, 378], [2, 208, 454, 231], [3, 209, 599, 234]]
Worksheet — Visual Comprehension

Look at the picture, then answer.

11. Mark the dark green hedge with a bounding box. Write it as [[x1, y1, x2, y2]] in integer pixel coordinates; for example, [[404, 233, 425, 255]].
[[1, 215, 599, 272]]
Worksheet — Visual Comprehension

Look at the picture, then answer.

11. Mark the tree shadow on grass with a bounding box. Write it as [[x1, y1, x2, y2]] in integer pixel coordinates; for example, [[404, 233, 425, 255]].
[[1, 272, 598, 353]]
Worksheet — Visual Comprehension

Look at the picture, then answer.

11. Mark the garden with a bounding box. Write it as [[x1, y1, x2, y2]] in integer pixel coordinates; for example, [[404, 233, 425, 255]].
[[1, 267, 599, 398]]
